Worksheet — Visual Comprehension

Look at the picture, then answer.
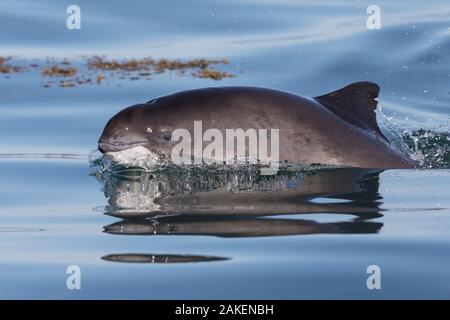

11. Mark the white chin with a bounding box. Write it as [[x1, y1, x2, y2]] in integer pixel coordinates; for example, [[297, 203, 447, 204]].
[[105, 146, 161, 168]]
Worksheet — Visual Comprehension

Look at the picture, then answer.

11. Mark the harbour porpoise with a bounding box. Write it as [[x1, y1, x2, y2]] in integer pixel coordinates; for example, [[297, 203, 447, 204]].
[[98, 82, 416, 169]]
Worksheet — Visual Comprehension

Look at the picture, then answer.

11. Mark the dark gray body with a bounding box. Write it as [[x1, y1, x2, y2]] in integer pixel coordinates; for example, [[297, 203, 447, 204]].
[[98, 82, 415, 169]]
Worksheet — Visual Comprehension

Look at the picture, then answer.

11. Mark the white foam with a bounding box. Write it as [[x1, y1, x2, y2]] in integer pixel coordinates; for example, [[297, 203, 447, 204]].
[[104, 146, 161, 169]]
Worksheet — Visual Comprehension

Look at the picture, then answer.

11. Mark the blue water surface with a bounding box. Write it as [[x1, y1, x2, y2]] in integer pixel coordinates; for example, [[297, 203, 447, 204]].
[[0, 0, 449, 299]]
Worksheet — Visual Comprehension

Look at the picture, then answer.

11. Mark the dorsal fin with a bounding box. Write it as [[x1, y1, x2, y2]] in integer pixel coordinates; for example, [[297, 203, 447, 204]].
[[314, 81, 386, 140]]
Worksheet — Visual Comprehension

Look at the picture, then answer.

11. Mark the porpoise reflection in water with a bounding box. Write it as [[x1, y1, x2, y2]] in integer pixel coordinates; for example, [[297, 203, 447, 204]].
[[94, 167, 384, 238], [104, 216, 383, 238], [95, 167, 383, 219], [95, 167, 384, 264], [102, 253, 229, 264]]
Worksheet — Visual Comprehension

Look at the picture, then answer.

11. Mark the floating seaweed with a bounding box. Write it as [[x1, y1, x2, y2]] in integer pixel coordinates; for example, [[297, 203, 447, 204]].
[[192, 68, 234, 80], [42, 65, 77, 77], [1, 54, 238, 88], [0, 56, 22, 74]]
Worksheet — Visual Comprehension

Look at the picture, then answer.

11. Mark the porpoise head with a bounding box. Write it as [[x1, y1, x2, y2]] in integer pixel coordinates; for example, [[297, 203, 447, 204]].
[[98, 103, 175, 158]]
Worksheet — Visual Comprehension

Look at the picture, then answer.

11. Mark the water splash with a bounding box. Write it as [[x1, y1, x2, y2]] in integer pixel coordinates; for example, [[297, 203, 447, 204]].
[[378, 111, 450, 169], [401, 129, 450, 169], [89, 148, 335, 178]]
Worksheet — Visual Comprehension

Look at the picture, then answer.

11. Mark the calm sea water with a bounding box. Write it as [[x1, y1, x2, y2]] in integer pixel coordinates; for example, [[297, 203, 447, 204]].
[[0, 0, 449, 299]]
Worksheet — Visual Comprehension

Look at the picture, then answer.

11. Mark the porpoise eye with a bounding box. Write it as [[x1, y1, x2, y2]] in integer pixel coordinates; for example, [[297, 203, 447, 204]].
[[162, 132, 172, 141]]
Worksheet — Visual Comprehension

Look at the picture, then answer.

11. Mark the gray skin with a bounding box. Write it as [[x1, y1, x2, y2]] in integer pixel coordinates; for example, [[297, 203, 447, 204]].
[[98, 82, 416, 169]]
